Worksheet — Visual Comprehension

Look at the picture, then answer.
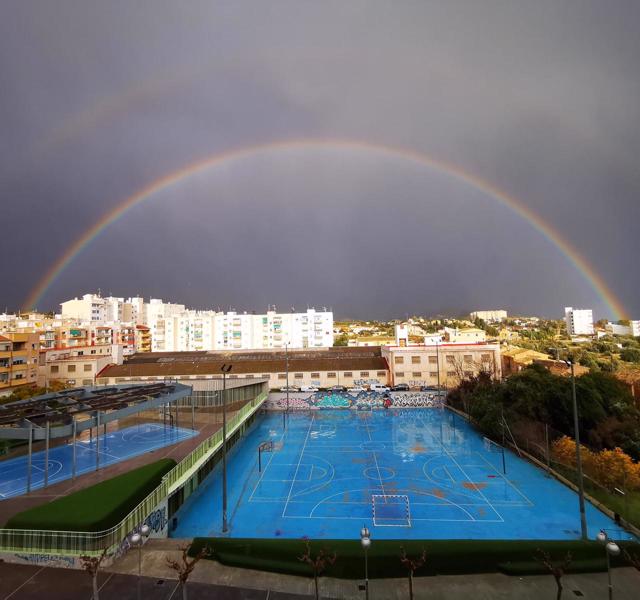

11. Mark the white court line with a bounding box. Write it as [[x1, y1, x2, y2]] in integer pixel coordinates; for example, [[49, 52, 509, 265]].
[[4, 566, 46, 600], [475, 451, 534, 506], [281, 413, 314, 517], [433, 430, 504, 522]]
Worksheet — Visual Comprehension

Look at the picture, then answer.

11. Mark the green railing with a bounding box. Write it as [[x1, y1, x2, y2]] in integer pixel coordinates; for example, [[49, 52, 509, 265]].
[[0, 389, 267, 557]]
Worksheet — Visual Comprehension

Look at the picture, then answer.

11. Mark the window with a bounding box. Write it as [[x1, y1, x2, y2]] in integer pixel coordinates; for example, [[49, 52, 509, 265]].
[[446, 355, 455, 364], [278, 373, 286, 380], [412, 371, 422, 378], [327, 372, 336, 378], [67, 364, 76, 373], [51, 365, 59, 373], [394, 356, 404, 364], [395, 371, 405, 377], [429, 371, 437, 378], [343, 372, 352, 377], [464, 371, 473, 378], [311, 372, 320, 378], [428, 356, 437, 364], [294, 373, 303, 379], [82, 379, 93, 385], [377, 371, 386, 377], [360, 371, 369, 377], [446, 371, 456, 377], [411, 356, 421, 364], [481, 353, 491, 363], [262, 374, 271, 378], [245, 374, 254, 378], [84, 364, 92, 372], [464, 355, 473, 364]]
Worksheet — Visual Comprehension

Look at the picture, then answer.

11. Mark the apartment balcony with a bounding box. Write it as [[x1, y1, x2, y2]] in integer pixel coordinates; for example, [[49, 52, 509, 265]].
[[0, 350, 12, 359]]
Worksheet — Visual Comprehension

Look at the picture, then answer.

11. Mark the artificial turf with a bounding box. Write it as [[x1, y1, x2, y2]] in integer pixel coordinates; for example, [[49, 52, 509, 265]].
[[4, 458, 175, 532]]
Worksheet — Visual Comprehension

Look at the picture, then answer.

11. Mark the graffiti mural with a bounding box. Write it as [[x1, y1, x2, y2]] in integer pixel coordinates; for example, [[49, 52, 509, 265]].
[[8, 553, 79, 569], [266, 391, 445, 411]]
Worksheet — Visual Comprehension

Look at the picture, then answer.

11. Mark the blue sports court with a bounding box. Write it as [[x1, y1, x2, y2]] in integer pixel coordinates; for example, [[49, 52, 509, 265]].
[[0, 423, 196, 500], [172, 409, 634, 541]]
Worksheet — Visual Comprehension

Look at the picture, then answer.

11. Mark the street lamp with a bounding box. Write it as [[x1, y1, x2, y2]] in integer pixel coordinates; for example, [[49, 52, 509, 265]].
[[564, 357, 588, 540], [597, 529, 620, 600], [130, 523, 150, 600], [284, 343, 289, 429], [221, 363, 232, 533], [360, 525, 371, 600]]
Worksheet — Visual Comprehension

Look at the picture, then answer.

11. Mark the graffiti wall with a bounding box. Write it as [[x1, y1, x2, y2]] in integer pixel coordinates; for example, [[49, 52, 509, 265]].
[[0, 552, 80, 569], [266, 391, 445, 411]]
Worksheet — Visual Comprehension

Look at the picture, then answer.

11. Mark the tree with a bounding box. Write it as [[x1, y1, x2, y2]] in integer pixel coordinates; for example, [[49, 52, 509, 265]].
[[623, 548, 640, 571], [535, 549, 572, 600], [166, 543, 212, 600], [333, 333, 349, 346], [620, 348, 640, 363], [80, 547, 109, 600], [298, 541, 336, 600], [399, 546, 427, 600]]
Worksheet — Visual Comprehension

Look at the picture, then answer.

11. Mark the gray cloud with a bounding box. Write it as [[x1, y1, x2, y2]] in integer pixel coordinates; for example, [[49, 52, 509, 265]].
[[1, 1, 638, 319]]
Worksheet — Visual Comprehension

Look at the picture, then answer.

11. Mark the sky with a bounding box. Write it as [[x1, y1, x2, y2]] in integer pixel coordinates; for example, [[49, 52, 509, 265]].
[[1, 1, 638, 321]]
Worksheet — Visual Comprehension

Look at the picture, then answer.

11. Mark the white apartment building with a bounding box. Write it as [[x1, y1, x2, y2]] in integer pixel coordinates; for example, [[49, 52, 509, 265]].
[[470, 310, 508, 322], [565, 307, 594, 336], [605, 321, 640, 337], [213, 309, 333, 351], [61, 294, 107, 321]]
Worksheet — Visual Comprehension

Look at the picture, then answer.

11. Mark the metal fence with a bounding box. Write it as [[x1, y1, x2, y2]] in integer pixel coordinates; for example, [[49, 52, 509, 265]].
[[0, 389, 267, 556]]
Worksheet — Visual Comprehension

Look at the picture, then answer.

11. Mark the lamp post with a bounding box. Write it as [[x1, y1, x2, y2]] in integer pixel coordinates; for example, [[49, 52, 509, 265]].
[[360, 525, 371, 600], [221, 363, 232, 533], [565, 358, 588, 540], [130, 523, 150, 600], [284, 343, 289, 429], [597, 530, 620, 600]]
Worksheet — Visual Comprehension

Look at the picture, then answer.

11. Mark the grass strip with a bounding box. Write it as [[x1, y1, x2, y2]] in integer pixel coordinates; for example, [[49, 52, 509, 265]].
[[190, 537, 640, 578], [5, 458, 175, 532]]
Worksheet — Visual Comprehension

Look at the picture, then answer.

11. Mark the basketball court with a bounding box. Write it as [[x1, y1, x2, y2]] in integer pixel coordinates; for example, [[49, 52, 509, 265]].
[[172, 409, 632, 541], [0, 423, 197, 499]]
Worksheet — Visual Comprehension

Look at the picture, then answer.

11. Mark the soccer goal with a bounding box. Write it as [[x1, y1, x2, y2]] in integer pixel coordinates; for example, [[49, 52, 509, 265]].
[[372, 494, 411, 527], [483, 436, 506, 474], [258, 440, 274, 472]]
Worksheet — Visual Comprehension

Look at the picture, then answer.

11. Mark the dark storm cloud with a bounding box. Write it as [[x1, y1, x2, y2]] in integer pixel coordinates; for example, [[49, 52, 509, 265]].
[[1, 1, 638, 319]]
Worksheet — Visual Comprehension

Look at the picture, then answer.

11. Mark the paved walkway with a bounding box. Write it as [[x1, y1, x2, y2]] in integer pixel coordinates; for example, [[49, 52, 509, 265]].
[[104, 539, 640, 599]]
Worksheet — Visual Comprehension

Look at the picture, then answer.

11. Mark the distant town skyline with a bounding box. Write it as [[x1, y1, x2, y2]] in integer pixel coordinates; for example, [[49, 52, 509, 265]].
[[1, 2, 638, 320]]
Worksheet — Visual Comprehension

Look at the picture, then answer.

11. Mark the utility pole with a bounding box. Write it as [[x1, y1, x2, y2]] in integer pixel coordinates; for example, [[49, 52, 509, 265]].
[[221, 363, 232, 533]]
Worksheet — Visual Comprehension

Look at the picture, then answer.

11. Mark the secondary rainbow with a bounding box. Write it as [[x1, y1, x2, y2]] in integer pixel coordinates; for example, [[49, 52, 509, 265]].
[[23, 138, 628, 319]]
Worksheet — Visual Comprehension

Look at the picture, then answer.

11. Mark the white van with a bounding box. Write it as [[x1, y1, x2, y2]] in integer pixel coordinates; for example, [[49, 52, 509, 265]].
[[369, 383, 390, 393]]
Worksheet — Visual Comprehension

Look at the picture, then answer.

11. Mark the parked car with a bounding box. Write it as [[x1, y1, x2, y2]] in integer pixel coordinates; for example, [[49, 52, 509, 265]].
[[300, 385, 319, 392], [369, 383, 390, 393], [347, 386, 366, 392], [391, 383, 410, 392], [279, 385, 299, 392], [420, 385, 439, 392], [329, 385, 347, 392]]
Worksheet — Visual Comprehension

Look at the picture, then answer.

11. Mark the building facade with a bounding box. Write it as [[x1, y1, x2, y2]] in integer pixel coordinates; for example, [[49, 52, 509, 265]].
[[565, 307, 594, 336], [0, 333, 39, 395]]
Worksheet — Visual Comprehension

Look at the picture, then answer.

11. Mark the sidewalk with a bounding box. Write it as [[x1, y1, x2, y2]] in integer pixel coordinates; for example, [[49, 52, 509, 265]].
[[106, 539, 640, 599]]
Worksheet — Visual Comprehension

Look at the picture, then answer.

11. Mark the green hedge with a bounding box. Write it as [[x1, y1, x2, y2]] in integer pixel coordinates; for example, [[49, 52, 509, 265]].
[[189, 537, 640, 578], [5, 458, 176, 532]]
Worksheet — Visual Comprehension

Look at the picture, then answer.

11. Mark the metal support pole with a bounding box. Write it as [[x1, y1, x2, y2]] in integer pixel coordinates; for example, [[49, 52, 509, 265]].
[[27, 422, 33, 493], [72, 417, 77, 480], [606, 549, 612, 600], [96, 411, 100, 471], [191, 398, 195, 431], [364, 546, 369, 600], [44, 421, 50, 487], [175, 398, 179, 429], [544, 423, 551, 474], [221, 365, 232, 533], [570, 362, 588, 540], [284, 344, 289, 429], [137, 542, 142, 600]]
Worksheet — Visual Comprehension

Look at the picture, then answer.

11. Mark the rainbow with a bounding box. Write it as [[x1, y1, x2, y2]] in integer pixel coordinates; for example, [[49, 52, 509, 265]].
[[23, 138, 628, 319]]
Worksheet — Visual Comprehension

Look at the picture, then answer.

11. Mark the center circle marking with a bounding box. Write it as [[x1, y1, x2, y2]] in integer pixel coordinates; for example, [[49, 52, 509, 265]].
[[363, 466, 395, 481]]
